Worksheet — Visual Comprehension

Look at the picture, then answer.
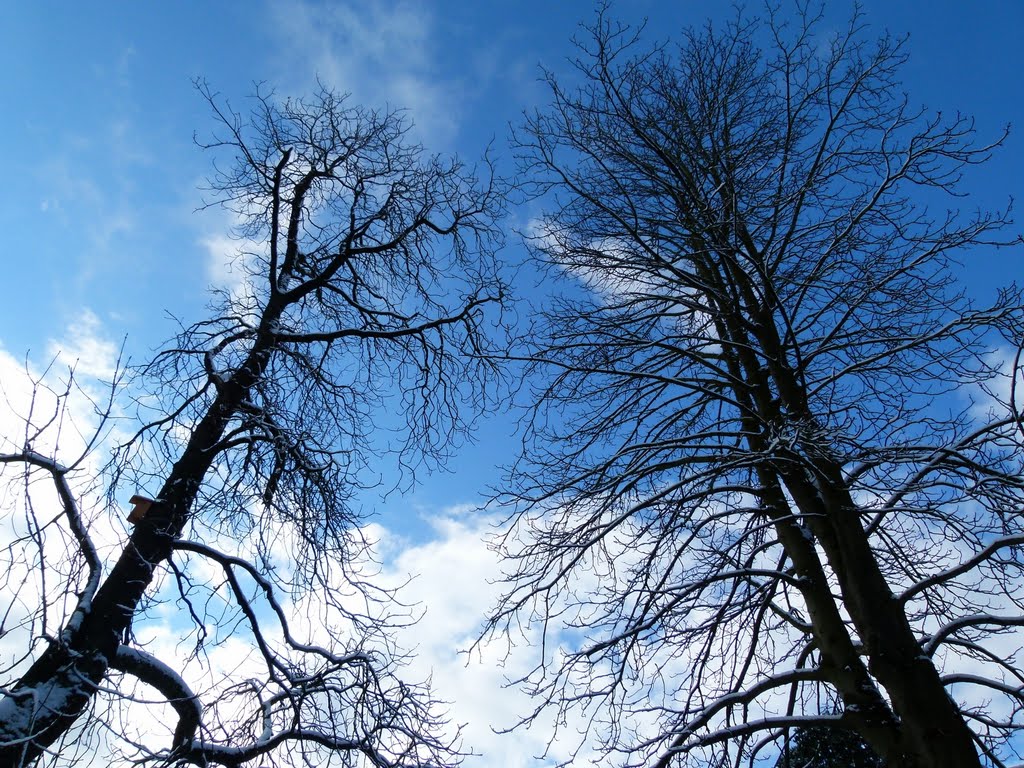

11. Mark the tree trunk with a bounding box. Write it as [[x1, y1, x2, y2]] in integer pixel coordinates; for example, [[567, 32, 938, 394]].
[[789, 460, 982, 768], [753, 299, 982, 767], [0, 328, 276, 767]]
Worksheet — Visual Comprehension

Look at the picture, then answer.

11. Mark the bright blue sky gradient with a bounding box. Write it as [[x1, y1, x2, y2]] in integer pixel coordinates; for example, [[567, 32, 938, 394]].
[[1, 0, 1021, 527]]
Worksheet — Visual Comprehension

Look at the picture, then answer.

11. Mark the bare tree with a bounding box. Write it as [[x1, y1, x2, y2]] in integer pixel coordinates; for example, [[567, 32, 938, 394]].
[[483, 6, 1024, 768], [0, 84, 507, 767]]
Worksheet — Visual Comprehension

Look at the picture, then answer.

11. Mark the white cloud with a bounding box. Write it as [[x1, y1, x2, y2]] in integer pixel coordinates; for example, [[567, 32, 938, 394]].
[[38, 149, 137, 258], [373, 508, 604, 767], [200, 232, 247, 292], [268, 0, 461, 149], [967, 344, 1024, 427], [45, 309, 121, 381], [0, 312, 120, 469]]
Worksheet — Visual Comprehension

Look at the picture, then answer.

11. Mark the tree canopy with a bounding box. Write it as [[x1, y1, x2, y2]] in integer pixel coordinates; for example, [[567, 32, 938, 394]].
[[482, 5, 1024, 767], [0, 84, 508, 767]]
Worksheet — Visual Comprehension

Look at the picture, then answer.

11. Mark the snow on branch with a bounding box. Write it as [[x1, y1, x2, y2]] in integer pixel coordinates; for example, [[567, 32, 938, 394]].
[[899, 534, 1024, 605], [110, 644, 202, 750]]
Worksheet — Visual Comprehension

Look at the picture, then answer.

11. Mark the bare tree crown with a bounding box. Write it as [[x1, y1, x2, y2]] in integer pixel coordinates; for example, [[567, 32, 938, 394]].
[[484, 6, 1024, 768], [0, 83, 508, 768]]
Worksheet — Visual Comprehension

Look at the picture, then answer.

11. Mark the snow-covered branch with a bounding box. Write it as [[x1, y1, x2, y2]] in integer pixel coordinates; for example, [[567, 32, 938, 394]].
[[899, 534, 1024, 605], [924, 614, 1024, 655], [110, 645, 202, 750]]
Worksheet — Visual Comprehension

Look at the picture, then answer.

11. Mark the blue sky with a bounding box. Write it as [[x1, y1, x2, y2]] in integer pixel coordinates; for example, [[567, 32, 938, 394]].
[[3, 0, 1020, 529], [0, 2, 1022, 764]]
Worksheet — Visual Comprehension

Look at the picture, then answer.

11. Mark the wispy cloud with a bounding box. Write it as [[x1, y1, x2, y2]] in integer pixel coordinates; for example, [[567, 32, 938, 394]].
[[45, 309, 121, 381], [267, 0, 461, 148], [373, 507, 603, 766]]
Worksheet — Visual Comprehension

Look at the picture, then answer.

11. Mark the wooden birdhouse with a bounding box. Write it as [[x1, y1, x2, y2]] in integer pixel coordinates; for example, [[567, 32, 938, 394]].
[[127, 495, 156, 525]]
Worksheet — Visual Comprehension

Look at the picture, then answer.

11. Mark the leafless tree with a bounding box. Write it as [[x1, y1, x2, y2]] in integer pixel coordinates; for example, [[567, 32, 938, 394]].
[[483, 6, 1024, 768], [0, 83, 508, 767]]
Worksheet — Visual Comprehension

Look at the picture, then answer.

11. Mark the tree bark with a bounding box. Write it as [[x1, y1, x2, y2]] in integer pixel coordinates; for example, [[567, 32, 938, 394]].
[[0, 321, 279, 767], [787, 459, 981, 767]]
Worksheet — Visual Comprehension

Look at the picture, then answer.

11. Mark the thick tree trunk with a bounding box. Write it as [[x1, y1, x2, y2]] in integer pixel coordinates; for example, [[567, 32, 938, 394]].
[[0, 432, 221, 766], [0, 328, 276, 767], [719, 326, 914, 763], [742, 296, 983, 767], [759, 478, 905, 752], [787, 460, 982, 768]]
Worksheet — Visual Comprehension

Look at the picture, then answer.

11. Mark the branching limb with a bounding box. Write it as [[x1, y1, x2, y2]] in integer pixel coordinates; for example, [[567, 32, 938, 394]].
[[110, 645, 202, 751], [0, 451, 100, 636]]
